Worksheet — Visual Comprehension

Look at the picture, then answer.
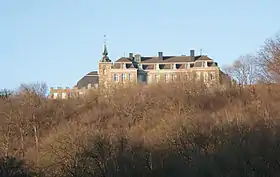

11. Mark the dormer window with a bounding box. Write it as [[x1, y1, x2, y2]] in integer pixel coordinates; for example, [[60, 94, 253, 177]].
[[113, 73, 119, 82], [190, 63, 194, 68], [210, 72, 215, 80], [171, 64, 176, 70], [121, 73, 126, 81], [155, 64, 160, 70], [165, 74, 169, 82], [122, 63, 126, 69]]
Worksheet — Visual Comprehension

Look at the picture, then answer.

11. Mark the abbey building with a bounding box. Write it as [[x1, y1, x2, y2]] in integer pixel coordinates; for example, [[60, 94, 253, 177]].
[[49, 44, 231, 99]]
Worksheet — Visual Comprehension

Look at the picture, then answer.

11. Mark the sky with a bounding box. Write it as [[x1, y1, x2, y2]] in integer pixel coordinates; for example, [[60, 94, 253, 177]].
[[0, 0, 279, 90]]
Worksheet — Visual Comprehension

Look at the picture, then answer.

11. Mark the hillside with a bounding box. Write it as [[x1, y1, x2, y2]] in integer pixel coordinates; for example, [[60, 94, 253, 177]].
[[0, 83, 280, 177]]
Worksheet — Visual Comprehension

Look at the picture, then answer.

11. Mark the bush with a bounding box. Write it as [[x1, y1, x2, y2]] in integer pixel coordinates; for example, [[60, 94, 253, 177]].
[[1, 83, 280, 176]]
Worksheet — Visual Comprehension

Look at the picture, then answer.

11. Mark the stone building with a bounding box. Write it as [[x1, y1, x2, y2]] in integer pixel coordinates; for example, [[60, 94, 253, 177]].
[[98, 44, 231, 89], [49, 44, 231, 99], [49, 71, 99, 99]]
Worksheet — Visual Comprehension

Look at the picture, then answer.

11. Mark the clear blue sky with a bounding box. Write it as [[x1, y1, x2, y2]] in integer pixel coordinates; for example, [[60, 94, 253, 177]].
[[0, 0, 279, 90]]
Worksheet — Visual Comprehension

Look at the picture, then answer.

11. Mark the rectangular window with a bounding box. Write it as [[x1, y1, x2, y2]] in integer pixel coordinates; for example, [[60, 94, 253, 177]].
[[62, 92, 67, 99], [204, 72, 208, 82], [171, 64, 176, 70], [210, 72, 215, 80], [196, 72, 201, 81], [122, 63, 126, 69], [113, 73, 119, 81], [185, 74, 189, 80], [202, 62, 205, 67], [172, 73, 176, 81], [165, 74, 169, 82], [128, 73, 132, 81], [155, 74, 160, 82], [121, 73, 126, 81], [155, 64, 159, 70]]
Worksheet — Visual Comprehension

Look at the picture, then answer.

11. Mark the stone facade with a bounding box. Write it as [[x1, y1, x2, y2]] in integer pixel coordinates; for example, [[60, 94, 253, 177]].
[[98, 48, 231, 89], [49, 45, 231, 99]]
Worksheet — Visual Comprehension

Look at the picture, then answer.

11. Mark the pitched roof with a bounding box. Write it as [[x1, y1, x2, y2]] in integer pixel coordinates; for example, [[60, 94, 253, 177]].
[[112, 62, 137, 69], [115, 57, 133, 63], [114, 55, 213, 64]]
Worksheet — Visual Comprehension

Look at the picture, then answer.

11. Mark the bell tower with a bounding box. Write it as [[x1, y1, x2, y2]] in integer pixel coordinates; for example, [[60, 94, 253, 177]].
[[98, 35, 112, 89]]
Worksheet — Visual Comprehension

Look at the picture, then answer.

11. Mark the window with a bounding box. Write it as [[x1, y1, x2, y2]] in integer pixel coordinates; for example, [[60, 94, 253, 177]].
[[103, 65, 107, 74], [155, 74, 160, 82], [185, 63, 189, 69], [172, 73, 176, 81], [128, 73, 132, 81], [204, 72, 208, 82], [122, 63, 126, 69], [185, 74, 189, 80], [113, 73, 119, 81], [53, 92, 58, 99], [122, 73, 126, 81], [62, 92, 67, 99], [196, 72, 201, 81], [155, 64, 159, 70], [88, 83, 92, 89], [210, 72, 215, 80], [190, 63, 194, 68], [171, 64, 176, 70], [165, 74, 169, 82], [202, 61, 206, 67]]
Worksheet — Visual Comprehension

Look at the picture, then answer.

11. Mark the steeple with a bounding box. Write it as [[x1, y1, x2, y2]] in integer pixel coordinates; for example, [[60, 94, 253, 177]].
[[100, 35, 111, 62]]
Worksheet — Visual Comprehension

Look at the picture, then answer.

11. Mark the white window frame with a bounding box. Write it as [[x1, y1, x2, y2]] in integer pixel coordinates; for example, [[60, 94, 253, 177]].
[[172, 73, 176, 81], [204, 72, 208, 82], [155, 74, 160, 82], [165, 74, 169, 82], [210, 72, 215, 80], [122, 73, 126, 81], [196, 72, 201, 81], [113, 73, 119, 82], [122, 63, 126, 69]]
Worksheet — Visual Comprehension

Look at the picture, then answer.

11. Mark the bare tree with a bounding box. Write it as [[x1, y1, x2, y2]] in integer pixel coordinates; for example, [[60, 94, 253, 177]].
[[18, 82, 48, 97], [0, 89, 13, 99], [258, 32, 280, 83], [223, 54, 260, 86]]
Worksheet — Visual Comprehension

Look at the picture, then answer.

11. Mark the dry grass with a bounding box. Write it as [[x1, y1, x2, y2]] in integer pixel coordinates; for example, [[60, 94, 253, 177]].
[[1, 82, 280, 176]]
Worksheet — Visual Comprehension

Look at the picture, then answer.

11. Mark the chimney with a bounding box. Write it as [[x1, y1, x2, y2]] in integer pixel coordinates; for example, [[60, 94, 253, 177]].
[[190, 50, 195, 58], [129, 53, 133, 60], [158, 52, 163, 60]]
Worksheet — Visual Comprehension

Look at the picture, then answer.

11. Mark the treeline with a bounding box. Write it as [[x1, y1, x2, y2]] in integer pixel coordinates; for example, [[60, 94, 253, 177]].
[[0, 31, 279, 177]]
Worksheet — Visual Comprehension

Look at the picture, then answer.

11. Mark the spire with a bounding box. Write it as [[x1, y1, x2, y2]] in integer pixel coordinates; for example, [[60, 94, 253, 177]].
[[103, 44, 108, 56], [100, 35, 111, 62]]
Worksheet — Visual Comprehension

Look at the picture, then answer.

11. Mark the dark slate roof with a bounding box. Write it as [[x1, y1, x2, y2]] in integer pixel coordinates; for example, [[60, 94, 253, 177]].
[[114, 55, 213, 64], [115, 57, 133, 63], [112, 62, 137, 69], [194, 61, 203, 67], [196, 55, 211, 61], [76, 71, 99, 89]]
